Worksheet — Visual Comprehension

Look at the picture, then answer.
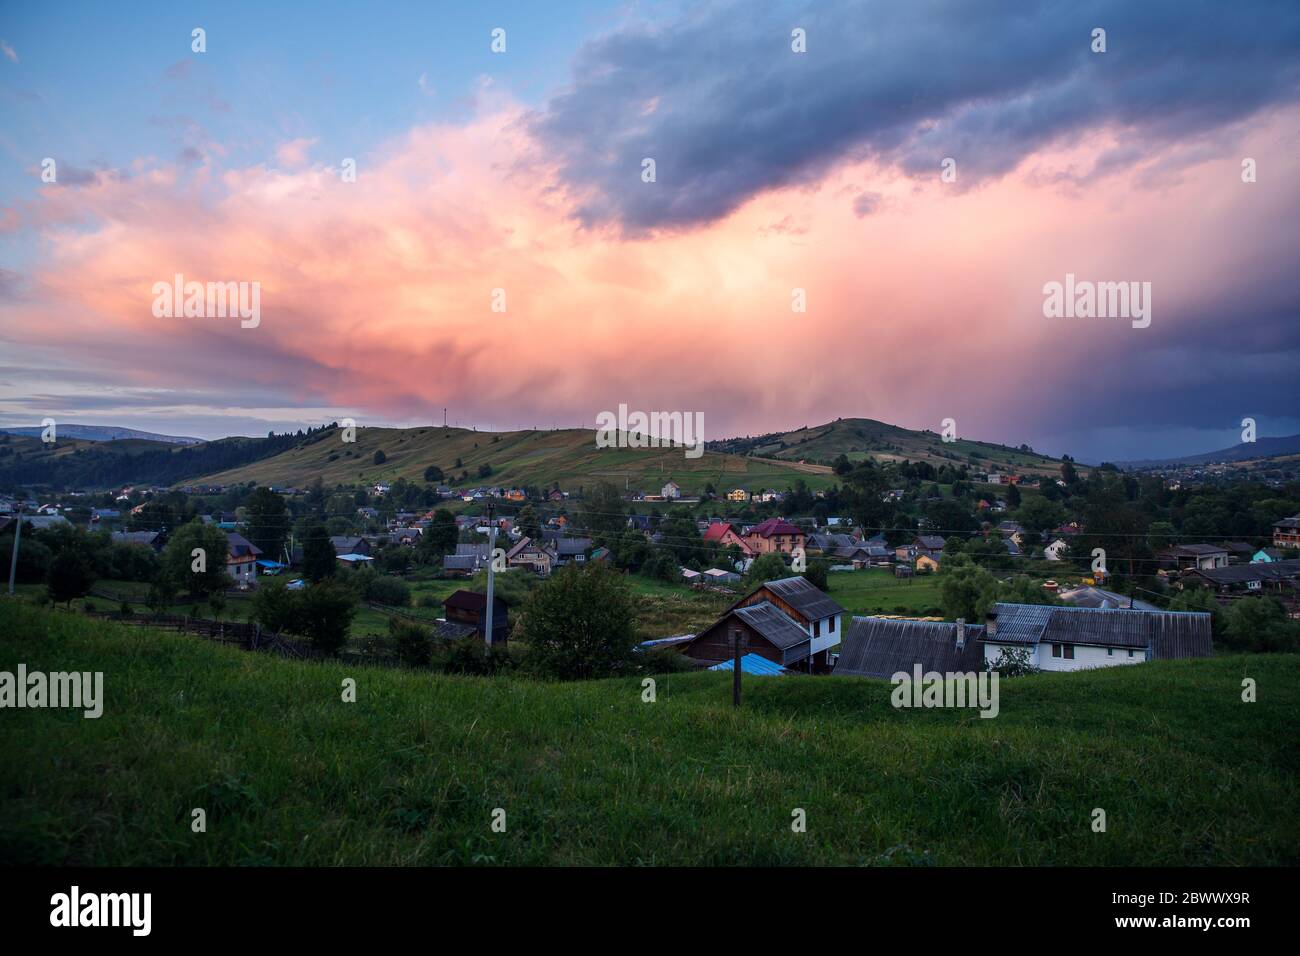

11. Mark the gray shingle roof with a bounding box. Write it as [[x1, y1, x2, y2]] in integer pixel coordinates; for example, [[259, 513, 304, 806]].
[[835, 617, 986, 678], [760, 575, 845, 621]]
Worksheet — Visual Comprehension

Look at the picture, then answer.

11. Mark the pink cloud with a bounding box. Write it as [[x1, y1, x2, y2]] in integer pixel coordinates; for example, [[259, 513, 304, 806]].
[[3, 103, 1297, 442], [274, 137, 318, 168]]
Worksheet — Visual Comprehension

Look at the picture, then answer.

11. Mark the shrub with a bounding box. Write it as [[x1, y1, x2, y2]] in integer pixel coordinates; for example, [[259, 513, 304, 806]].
[[389, 618, 432, 668], [520, 564, 637, 679], [366, 575, 411, 607]]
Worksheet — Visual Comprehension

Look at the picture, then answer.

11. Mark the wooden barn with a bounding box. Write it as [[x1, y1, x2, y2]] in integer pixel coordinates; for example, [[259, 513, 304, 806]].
[[677, 576, 845, 674]]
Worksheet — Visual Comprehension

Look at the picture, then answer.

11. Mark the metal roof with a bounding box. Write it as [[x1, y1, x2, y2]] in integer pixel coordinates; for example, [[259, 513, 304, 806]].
[[834, 617, 986, 678], [732, 602, 814, 661], [708, 653, 787, 676], [760, 575, 845, 621], [988, 603, 1212, 658]]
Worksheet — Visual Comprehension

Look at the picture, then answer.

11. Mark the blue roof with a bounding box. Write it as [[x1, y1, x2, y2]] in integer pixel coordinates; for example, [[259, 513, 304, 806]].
[[256, 559, 286, 568], [707, 653, 786, 676]]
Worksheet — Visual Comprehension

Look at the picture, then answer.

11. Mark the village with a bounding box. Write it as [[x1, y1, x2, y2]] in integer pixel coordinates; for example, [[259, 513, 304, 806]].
[[4, 459, 1297, 677]]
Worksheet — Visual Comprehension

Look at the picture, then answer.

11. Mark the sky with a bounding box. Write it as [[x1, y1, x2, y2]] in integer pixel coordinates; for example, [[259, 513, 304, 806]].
[[0, 0, 1297, 463]]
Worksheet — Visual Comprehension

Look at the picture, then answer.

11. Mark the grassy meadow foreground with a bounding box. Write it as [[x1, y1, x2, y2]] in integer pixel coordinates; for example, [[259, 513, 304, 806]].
[[1, 602, 1297, 866]]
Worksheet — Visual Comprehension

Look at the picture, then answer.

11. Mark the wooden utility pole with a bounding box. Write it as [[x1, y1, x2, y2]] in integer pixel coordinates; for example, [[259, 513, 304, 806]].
[[731, 625, 745, 708], [7, 505, 22, 596], [484, 501, 496, 654]]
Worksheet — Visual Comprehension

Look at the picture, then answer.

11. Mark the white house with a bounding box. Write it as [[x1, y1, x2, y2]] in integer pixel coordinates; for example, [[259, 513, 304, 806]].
[[981, 602, 1212, 672], [1043, 537, 1070, 561], [662, 480, 681, 500]]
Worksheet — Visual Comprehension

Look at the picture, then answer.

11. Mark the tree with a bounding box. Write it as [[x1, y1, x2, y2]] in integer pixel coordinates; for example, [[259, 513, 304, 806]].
[[373, 449, 387, 465], [579, 482, 626, 548], [1016, 496, 1067, 536], [251, 578, 301, 633], [520, 564, 637, 679], [516, 505, 541, 542], [161, 520, 233, 598], [802, 558, 830, 592], [744, 552, 789, 589], [389, 618, 432, 667], [1005, 483, 1022, 508], [418, 509, 458, 564], [244, 486, 289, 559], [296, 579, 357, 654], [301, 521, 336, 583], [939, 553, 1000, 622], [1219, 596, 1300, 653], [423, 464, 444, 483], [46, 548, 95, 607]]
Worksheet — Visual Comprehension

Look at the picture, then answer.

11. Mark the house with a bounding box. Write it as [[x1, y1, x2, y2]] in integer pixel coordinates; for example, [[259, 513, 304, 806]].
[[996, 521, 1025, 545], [1057, 585, 1159, 611], [703, 521, 752, 554], [896, 535, 945, 563], [544, 535, 593, 567], [225, 532, 262, 589], [506, 537, 553, 575], [677, 576, 846, 673], [915, 553, 941, 573], [1158, 544, 1229, 572], [110, 530, 163, 552], [1182, 559, 1300, 601], [1043, 538, 1070, 561], [1219, 541, 1255, 564], [662, 480, 681, 500], [441, 590, 509, 644], [443, 543, 493, 574], [1273, 515, 1300, 549], [743, 517, 806, 555], [701, 567, 742, 585], [681, 567, 703, 583], [726, 488, 750, 502], [16, 514, 71, 531], [981, 602, 1212, 670], [834, 618, 985, 679], [330, 536, 371, 557], [356, 507, 380, 520], [1252, 548, 1284, 563]]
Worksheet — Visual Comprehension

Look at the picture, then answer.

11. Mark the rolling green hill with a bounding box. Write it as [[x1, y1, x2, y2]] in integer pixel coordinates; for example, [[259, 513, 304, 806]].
[[196, 425, 837, 495], [710, 417, 1073, 475], [1, 602, 1296, 866]]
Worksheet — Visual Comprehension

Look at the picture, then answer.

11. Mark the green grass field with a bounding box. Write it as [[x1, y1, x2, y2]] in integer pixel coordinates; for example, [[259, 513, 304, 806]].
[[2, 601, 1296, 866]]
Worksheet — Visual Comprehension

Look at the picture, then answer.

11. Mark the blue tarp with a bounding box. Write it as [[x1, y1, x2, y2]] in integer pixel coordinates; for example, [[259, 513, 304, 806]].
[[707, 653, 786, 676]]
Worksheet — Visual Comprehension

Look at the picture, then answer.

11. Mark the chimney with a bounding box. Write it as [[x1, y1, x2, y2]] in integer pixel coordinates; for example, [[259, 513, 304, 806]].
[[955, 617, 966, 649]]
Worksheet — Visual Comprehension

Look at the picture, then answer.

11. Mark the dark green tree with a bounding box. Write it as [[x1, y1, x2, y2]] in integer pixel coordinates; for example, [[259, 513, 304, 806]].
[[520, 564, 637, 679]]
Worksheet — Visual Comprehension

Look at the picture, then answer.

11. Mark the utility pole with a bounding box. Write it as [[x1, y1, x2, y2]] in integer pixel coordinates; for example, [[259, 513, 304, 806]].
[[7, 506, 21, 596], [731, 625, 745, 708], [484, 501, 496, 653]]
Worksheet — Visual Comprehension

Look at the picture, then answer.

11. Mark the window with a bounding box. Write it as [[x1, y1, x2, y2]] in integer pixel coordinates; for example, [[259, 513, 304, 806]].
[[1051, 643, 1062, 658], [813, 620, 820, 638], [1127, 649, 1134, 658], [1064, 644, 1075, 660]]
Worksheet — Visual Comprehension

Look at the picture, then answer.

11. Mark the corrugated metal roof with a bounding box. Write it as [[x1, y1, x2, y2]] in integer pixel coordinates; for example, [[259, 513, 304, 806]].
[[987, 603, 1055, 644], [708, 653, 787, 676], [761, 576, 845, 621], [834, 617, 986, 678], [733, 602, 813, 663], [989, 603, 1213, 658]]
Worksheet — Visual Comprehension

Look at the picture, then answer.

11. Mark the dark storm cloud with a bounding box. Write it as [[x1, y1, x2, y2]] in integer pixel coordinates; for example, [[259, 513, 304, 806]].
[[531, 0, 1300, 233]]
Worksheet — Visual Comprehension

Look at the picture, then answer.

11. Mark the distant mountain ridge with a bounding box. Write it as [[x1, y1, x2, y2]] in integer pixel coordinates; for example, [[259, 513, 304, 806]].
[[0, 424, 203, 445], [1119, 433, 1300, 469]]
